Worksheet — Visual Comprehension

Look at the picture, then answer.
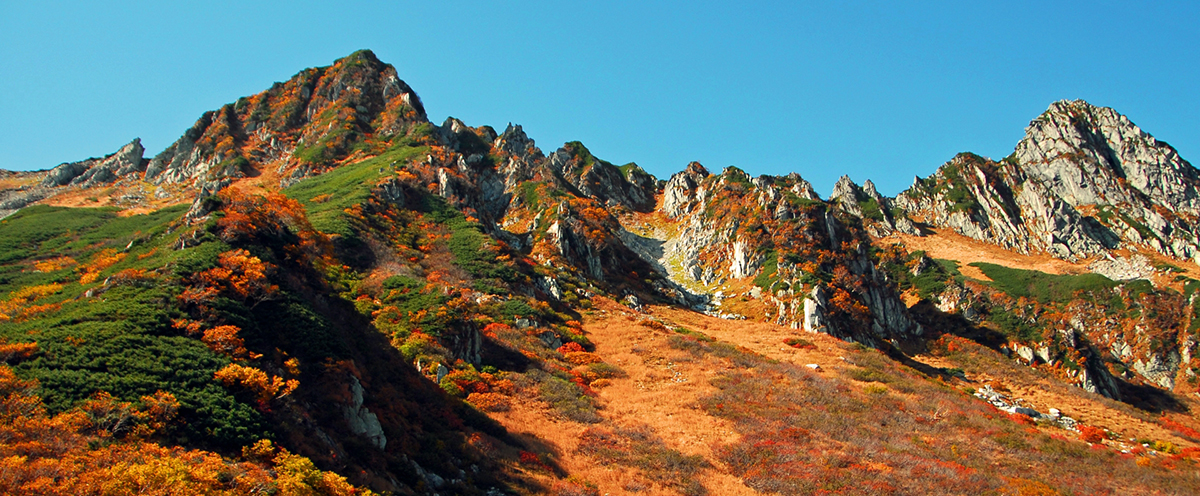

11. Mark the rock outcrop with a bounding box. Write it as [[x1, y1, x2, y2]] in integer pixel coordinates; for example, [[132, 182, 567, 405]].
[[828, 175, 920, 237], [43, 138, 147, 188], [895, 100, 1200, 264], [628, 165, 924, 348], [549, 142, 657, 212], [146, 49, 429, 192]]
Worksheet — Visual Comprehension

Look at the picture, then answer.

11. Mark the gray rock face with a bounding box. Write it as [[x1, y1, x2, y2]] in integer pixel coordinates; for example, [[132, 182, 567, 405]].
[[342, 375, 387, 450], [548, 144, 657, 212], [896, 100, 1200, 264], [1088, 254, 1154, 281], [145, 111, 226, 185], [546, 219, 604, 281], [43, 139, 146, 188], [662, 162, 710, 218], [624, 165, 923, 348], [1015, 101, 1199, 212], [827, 175, 920, 237]]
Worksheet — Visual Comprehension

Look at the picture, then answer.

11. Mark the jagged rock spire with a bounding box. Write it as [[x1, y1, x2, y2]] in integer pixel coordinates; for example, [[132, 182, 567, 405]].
[[895, 100, 1200, 263]]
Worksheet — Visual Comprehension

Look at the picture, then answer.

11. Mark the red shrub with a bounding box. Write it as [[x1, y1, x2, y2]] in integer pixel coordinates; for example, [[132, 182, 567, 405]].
[[557, 342, 585, 354], [1078, 425, 1106, 444]]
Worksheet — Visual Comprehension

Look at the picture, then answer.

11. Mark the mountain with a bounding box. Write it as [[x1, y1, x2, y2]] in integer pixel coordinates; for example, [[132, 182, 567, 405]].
[[3, 50, 1200, 494], [894, 99, 1200, 264]]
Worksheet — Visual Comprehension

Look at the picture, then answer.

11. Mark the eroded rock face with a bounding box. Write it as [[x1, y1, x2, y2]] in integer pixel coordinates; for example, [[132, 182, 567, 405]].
[[625, 165, 924, 348], [827, 175, 920, 237], [43, 139, 146, 188], [343, 375, 387, 450], [662, 162, 710, 218], [896, 100, 1200, 264], [549, 144, 657, 212]]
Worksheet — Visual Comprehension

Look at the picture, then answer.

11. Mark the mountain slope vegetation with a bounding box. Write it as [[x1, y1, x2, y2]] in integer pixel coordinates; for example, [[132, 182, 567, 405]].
[[3, 50, 1200, 495]]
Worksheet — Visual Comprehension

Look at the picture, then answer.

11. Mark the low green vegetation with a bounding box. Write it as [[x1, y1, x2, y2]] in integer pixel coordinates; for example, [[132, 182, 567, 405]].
[[284, 142, 428, 237], [878, 249, 963, 301], [970, 262, 1118, 304], [858, 198, 886, 222], [752, 251, 780, 291], [0, 204, 271, 450]]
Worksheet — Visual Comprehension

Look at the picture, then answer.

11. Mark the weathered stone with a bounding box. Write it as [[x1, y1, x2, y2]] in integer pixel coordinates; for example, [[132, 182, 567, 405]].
[[895, 100, 1200, 263], [43, 139, 146, 188], [342, 376, 387, 450]]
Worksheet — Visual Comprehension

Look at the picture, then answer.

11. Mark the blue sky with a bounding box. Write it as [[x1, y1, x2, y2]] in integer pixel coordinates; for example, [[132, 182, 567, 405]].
[[1, 1, 1197, 196]]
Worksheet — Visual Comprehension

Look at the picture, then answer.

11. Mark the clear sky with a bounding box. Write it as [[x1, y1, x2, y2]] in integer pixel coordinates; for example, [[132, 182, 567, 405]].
[[1, 1, 1197, 196]]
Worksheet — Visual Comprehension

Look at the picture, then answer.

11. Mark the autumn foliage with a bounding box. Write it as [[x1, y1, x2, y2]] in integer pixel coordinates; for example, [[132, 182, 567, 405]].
[[33, 256, 76, 273], [214, 363, 299, 403], [0, 365, 369, 495], [213, 190, 332, 267], [78, 248, 126, 284], [201, 325, 250, 359], [1078, 425, 1107, 444], [0, 284, 62, 322], [180, 249, 278, 306]]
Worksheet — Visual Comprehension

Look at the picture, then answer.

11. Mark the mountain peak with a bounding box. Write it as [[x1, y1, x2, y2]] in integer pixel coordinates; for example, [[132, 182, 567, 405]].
[[139, 50, 430, 191], [1015, 98, 1199, 212], [897, 99, 1200, 264]]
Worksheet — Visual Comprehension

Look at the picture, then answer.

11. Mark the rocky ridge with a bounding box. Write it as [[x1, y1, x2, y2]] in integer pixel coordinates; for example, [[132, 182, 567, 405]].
[[893, 100, 1200, 264], [628, 164, 924, 349], [3, 54, 1197, 404], [1, 50, 433, 214], [5, 50, 1200, 495]]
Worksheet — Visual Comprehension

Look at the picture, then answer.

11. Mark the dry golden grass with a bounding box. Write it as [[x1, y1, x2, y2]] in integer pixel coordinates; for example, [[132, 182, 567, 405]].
[[878, 227, 1200, 291], [483, 294, 1200, 494], [487, 296, 760, 495], [877, 227, 1090, 276], [914, 351, 1199, 451]]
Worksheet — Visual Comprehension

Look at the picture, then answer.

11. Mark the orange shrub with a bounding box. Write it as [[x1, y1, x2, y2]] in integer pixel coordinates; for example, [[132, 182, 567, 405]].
[[0, 363, 368, 495], [214, 364, 298, 402], [34, 256, 76, 272], [557, 342, 585, 354], [182, 249, 278, 306], [1007, 412, 1036, 426], [1078, 425, 1106, 444], [0, 283, 63, 322], [202, 325, 249, 358], [78, 249, 126, 284], [466, 392, 511, 412], [0, 340, 38, 363], [1160, 416, 1200, 440]]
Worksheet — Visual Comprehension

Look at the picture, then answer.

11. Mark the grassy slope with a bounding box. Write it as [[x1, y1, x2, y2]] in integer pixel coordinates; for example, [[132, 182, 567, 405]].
[[0, 204, 269, 448], [284, 143, 429, 236]]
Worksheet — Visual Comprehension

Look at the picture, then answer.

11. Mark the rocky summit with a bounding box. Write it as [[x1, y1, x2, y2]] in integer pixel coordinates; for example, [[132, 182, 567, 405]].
[[2, 51, 1200, 495], [893, 100, 1200, 264]]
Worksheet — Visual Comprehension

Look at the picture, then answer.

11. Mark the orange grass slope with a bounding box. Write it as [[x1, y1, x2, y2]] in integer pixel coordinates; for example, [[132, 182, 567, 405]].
[[486, 296, 1200, 495], [877, 226, 1200, 290]]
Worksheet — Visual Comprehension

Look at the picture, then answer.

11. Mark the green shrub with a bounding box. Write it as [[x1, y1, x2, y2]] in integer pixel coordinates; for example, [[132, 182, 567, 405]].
[[283, 143, 428, 236], [752, 251, 779, 291], [533, 371, 600, 423], [971, 262, 1118, 304], [988, 308, 1041, 342]]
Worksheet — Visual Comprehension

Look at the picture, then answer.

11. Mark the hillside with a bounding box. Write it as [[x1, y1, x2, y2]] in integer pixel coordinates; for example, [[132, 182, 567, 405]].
[[2, 50, 1200, 495]]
